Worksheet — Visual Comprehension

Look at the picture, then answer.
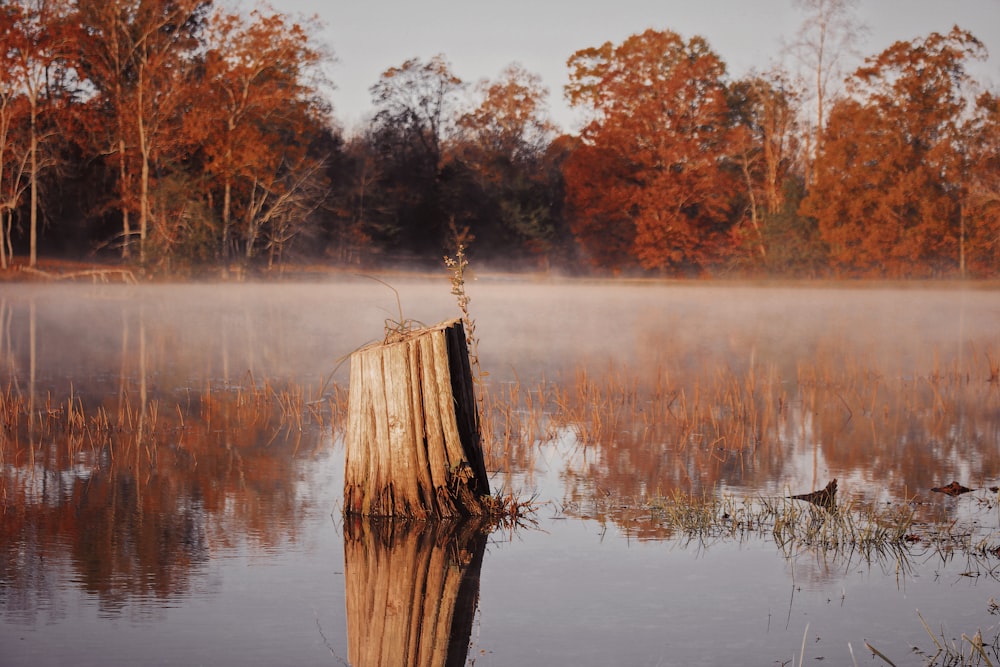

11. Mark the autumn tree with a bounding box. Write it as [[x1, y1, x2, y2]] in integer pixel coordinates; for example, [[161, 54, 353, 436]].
[[801, 27, 987, 276], [76, 0, 210, 263], [963, 92, 1000, 275], [368, 54, 464, 253], [459, 64, 553, 164], [2, 0, 78, 267], [560, 140, 636, 269], [564, 29, 739, 273], [455, 63, 560, 263], [198, 6, 332, 265]]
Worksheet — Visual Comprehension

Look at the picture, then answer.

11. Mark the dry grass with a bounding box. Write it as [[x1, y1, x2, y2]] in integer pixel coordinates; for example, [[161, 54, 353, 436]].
[[476, 339, 1000, 519], [470, 337, 1000, 562], [867, 609, 1000, 667], [4, 331, 997, 549], [557, 487, 919, 551], [0, 377, 339, 486]]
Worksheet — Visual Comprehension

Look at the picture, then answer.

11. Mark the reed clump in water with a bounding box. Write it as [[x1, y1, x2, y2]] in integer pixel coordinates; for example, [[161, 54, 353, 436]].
[[476, 338, 1000, 526], [0, 377, 343, 480], [482, 488, 540, 532], [868, 609, 1000, 667], [558, 487, 920, 551]]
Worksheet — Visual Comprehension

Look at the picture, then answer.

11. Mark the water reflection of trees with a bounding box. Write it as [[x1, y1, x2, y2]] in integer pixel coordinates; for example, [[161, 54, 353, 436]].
[[0, 382, 324, 619], [480, 335, 1000, 538]]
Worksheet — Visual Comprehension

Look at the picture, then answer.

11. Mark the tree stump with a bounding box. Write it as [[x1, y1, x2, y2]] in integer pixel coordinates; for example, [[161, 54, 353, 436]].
[[343, 517, 486, 667], [344, 319, 491, 518]]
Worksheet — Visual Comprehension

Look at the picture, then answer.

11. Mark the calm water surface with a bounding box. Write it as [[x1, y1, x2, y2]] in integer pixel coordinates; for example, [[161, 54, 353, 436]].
[[2, 279, 1000, 666]]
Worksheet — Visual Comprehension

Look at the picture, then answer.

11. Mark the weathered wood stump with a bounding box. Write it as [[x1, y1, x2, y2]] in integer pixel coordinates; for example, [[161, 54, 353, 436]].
[[344, 517, 486, 667], [344, 319, 491, 518]]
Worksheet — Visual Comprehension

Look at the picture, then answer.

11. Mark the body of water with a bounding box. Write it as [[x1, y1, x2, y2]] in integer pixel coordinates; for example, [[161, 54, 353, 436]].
[[2, 278, 999, 665]]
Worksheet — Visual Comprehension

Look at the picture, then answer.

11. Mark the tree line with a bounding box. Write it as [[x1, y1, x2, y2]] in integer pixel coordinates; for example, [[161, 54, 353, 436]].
[[1, 0, 998, 277]]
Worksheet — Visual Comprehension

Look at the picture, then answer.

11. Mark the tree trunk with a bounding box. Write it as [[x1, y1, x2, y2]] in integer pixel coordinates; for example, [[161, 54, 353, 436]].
[[344, 319, 490, 519], [137, 65, 149, 264], [221, 176, 231, 262], [118, 132, 130, 259], [344, 517, 486, 667], [740, 155, 766, 259], [29, 96, 37, 268], [0, 210, 8, 269]]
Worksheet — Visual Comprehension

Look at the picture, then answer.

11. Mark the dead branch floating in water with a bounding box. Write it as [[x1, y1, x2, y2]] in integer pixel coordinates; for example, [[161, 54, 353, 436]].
[[931, 481, 975, 496], [19, 265, 138, 284], [790, 478, 838, 510]]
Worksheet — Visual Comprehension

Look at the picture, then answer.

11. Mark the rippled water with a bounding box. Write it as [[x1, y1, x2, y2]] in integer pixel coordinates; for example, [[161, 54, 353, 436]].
[[2, 279, 999, 665]]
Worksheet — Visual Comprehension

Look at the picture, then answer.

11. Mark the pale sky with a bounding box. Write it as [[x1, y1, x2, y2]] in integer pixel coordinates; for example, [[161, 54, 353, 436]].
[[269, 0, 999, 133]]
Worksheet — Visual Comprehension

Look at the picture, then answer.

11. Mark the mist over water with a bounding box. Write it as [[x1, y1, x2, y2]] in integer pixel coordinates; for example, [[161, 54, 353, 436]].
[[3, 279, 996, 391], [2, 277, 1000, 666]]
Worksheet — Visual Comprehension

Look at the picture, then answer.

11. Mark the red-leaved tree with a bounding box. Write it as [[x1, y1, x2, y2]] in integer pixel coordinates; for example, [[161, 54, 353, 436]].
[[564, 29, 739, 273]]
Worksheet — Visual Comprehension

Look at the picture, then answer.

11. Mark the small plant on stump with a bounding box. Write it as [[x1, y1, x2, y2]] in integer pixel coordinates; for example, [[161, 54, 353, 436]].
[[444, 224, 486, 390], [445, 226, 537, 528]]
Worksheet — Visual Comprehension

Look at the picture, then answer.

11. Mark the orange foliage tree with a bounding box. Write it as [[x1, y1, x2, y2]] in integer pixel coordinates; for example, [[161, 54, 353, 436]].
[[460, 64, 553, 165], [76, 0, 211, 262], [198, 7, 329, 264], [801, 27, 987, 277], [2, 0, 77, 267], [963, 92, 1000, 275], [563, 29, 740, 273], [455, 63, 559, 261]]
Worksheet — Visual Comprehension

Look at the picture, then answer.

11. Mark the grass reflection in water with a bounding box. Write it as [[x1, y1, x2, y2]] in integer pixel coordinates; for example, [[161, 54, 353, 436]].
[[0, 379, 334, 614]]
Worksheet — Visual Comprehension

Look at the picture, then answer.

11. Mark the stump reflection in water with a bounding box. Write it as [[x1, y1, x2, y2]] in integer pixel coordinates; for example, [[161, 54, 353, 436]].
[[344, 517, 487, 667]]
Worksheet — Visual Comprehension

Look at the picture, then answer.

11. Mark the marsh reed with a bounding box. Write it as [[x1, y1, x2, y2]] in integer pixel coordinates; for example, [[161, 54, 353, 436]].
[[472, 339, 1000, 555], [868, 609, 1000, 667], [4, 328, 997, 557], [479, 342, 998, 485], [0, 376, 340, 493]]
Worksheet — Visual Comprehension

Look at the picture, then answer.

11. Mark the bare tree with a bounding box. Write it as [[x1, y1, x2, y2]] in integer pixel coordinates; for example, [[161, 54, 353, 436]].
[[0, 95, 30, 269], [370, 54, 464, 178], [786, 0, 867, 184], [240, 152, 329, 267], [367, 55, 465, 251], [730, 69, 802, 261]]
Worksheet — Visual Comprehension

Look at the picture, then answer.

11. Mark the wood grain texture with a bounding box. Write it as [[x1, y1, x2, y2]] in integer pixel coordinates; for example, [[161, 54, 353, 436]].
[[344, 319, 490, 518]]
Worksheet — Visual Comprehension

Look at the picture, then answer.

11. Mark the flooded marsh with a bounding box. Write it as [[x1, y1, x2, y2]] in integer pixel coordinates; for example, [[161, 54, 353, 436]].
[[2, 279, 1000, 665]]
